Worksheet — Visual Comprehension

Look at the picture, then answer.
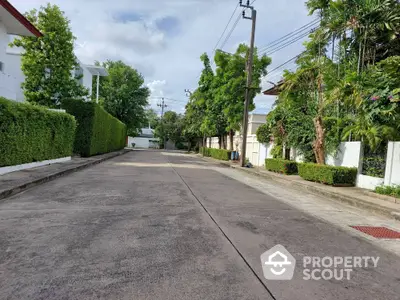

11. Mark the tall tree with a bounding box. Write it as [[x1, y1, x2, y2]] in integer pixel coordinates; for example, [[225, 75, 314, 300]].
[[10, 4, 88, 107], [155, 111, 184, 146], [96, 60, 150, 136], [214, 44, 271, 149]]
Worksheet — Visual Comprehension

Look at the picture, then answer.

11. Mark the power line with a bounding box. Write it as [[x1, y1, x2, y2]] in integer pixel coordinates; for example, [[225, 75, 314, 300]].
[[213, 2, 239, 52], [219, 13, 241, 50], [266, 52, 304, 76], [257, 19, 319, 53], [262, 27, 317, 56], [219, 0, 257, 51]]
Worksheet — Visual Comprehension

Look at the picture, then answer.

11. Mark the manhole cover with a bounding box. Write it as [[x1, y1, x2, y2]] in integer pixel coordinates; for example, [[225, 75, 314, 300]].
[[350, 226, 400, 239]]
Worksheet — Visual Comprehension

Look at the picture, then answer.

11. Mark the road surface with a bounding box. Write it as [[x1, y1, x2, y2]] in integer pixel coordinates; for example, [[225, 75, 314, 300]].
[[0, 150, 399, 300]]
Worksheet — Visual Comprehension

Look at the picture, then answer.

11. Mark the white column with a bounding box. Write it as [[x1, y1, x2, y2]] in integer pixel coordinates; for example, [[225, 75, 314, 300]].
[[96, 73, 100, 103]]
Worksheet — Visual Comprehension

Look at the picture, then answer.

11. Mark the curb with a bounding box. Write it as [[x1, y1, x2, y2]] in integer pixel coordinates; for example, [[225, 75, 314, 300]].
[[198, 155, 400, 221], [0, 149, 130, 201]]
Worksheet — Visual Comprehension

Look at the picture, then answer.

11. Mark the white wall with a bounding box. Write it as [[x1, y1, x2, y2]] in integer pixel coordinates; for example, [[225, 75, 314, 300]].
[[128, 137, 159, 149], [5, 52, 24, 102], [81, 66, 93, 97], [384, 142, 400, 186], [326, 142, 362, 168], [0, 23, 7, 64], [357, 174, 384, 190]]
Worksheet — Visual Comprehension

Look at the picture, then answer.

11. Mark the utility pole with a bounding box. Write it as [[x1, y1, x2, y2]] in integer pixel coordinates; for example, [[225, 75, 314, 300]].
[[240, 0, 257, 167], [157, 98, 168, 150]]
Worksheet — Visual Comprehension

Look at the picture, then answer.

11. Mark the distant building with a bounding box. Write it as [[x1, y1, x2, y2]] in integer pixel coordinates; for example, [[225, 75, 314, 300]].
[[128, 127, 160, 149]]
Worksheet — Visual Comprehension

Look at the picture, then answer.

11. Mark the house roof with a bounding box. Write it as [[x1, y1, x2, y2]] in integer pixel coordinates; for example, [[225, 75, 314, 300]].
[[263, 80, 284, 96], [0, 0, 42, 37]]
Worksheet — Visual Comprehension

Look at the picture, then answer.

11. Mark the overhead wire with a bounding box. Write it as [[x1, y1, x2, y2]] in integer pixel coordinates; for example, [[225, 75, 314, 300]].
[[262, 27, 317, 56], [257, 19, 319, 53]]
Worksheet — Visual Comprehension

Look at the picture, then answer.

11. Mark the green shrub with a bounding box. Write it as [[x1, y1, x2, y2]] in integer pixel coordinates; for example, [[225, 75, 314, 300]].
[[200, 147, 231, 161], [62, 99, 126, 157], [0, 97, 76, 167], [298, 163, 358, 186], [375, 185, 400, 198], [265, 159, 298, 175]]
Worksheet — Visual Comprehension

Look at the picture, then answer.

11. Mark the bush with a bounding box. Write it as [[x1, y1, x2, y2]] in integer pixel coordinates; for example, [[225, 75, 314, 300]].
[[62, 99, 126, 157], [375, 185, 400, 198], [265, 159, 298, 175], [200, 147, 231, 161], [298, 163, 358, 186], [0, 97, 76, 167]]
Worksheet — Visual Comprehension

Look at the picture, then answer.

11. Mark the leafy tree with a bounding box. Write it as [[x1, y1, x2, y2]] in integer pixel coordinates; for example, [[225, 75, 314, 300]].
[[10, 4, 88, 107], [144, 108, 160, 129], [96, 60, 150, 136], [155, 111, 184, 147], [213, 44, 271, 149]]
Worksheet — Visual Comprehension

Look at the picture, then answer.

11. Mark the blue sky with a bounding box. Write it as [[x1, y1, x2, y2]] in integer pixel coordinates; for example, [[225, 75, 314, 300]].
[[11, 0, 313, 115]]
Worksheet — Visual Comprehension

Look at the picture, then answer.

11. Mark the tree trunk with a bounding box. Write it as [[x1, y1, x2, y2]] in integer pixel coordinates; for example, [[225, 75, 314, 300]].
[[208, 137, 211, 148], [203, 135, 206, 148], [229, 130, 234, 151], [218, 136, 222, 149], [313, 116, 325, 164]]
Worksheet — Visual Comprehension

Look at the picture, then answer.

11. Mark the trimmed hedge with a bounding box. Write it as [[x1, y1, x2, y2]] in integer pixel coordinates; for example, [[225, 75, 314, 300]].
[[265, 158, 298, 175], [298, 163, 357, 186], [62, 99, 126, 157], [0, 97, 76, 167], [200, 147, 232, 161]]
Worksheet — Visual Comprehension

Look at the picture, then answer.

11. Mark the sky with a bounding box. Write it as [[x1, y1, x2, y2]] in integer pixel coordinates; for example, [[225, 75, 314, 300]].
[[11, 0, 314, 115]]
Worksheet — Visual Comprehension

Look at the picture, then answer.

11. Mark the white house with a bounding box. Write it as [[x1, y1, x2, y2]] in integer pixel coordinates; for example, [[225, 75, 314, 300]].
[[1, 0, 107, 103], [128, 127, 160, 149], [0, 0, 42, 101]]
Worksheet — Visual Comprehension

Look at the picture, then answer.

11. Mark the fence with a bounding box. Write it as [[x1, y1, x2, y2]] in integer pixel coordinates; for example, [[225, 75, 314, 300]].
[[206, 136, 400, 190]]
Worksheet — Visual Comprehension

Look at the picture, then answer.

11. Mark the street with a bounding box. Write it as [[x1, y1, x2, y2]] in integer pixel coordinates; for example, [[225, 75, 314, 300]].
[[0, 150, 399, 300]]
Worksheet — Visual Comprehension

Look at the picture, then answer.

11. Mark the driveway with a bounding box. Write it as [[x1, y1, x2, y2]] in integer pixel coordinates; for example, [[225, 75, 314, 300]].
[[0, 150, 399, 300]]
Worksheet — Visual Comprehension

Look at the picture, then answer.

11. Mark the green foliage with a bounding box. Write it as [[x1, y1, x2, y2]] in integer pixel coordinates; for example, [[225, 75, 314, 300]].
[[362, 145, 387, 178], [298, 163, 358, 186], [271, 144, 283, 159], [95, 60, 150, 135], [265, 159, 298, 175], [267, 0, 400, 164], [375, 185, 400, 198], [144, 108, 160, 129], [10, 4, 88, 107], [0, 97, 76, 167], [200, 147, 232, 161], [214, 45, 271, 132], [62, 99, 126, 157], [256, 124, 271, 144], [155, 111, 184, 145]]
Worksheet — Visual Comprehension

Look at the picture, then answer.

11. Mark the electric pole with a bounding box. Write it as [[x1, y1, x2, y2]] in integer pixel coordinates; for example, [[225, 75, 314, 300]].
[[157, 98, 168, 149], [240, 0, 257, 167]]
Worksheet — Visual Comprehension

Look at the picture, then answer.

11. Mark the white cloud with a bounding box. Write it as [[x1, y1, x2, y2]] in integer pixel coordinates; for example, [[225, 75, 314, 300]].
[[11, 0, 312, 115]]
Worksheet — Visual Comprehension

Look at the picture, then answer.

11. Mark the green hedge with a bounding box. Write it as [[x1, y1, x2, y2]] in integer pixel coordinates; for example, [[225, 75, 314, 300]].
[[200, 147, 232, 161], [265, 158, 298, 175], [298, 163, 357, 186], [0, 97, 76, 167], [62, 99, 126, 157], [375, 185, 400, 198]]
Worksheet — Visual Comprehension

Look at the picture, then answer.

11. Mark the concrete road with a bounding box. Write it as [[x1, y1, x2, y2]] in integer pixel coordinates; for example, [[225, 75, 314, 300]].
[[0, 151, 399, 300]]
